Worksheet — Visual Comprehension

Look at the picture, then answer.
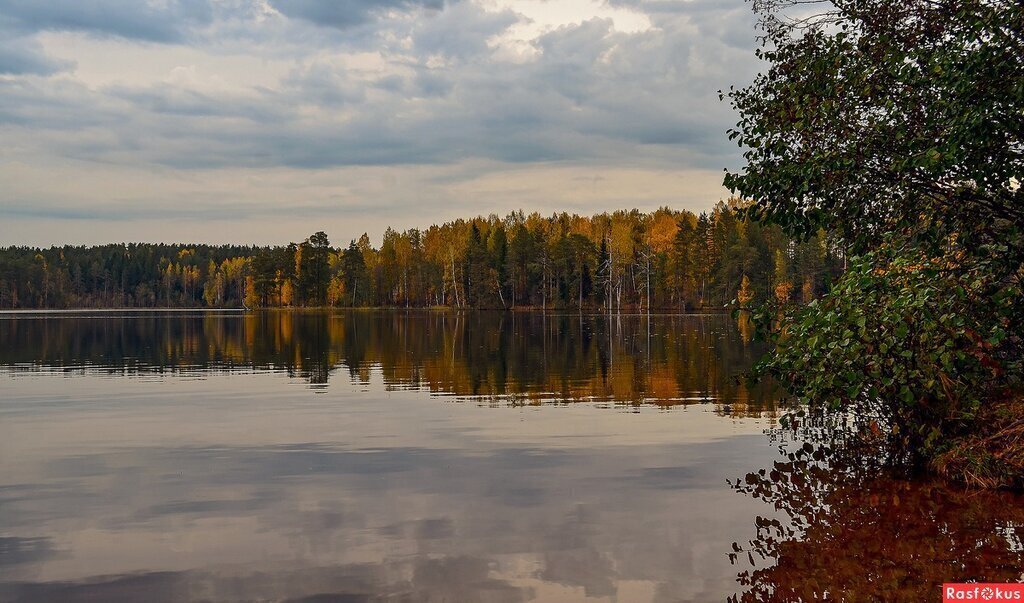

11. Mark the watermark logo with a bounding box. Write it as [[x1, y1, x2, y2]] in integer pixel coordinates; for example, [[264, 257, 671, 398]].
[[944, 584, 1024, 601]]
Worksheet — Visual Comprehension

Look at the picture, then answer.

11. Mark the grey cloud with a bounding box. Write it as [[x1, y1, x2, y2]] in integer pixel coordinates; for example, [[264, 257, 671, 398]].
[[410, 2, 519, 60], [0, 36, 73, 75], [683, 0, 760, 51], [106, 83, 287, 122], [0, 198, 405, 222], [270, 0, 446, 29], [372, 73, 407, 93], [609, 0, 750, 17], [282, 62, 368, 106], [0, 204, 105, 221], [413, 70, 454, 97], [608, 0, 760, 50], [0, 0, 215, 43], [369, 70, 454, 100], [535, 17, 615, 64], [0, 79, 126, 130]]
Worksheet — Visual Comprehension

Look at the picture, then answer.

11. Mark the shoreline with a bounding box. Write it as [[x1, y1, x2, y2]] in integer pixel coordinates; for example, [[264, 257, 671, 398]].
[[0, 306, 734, 316]]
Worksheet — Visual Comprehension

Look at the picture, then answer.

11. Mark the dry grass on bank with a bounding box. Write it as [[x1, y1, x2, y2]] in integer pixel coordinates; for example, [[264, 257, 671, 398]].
[[931, 396, 1024, 490]]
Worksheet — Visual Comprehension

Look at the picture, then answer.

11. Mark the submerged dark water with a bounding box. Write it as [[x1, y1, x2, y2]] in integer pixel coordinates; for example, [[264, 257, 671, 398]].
[[0, 311, 1020, 602]]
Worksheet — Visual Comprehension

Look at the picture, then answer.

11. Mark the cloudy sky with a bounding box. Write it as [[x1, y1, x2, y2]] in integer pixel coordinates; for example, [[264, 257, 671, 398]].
[[0, 0, 761, 246]]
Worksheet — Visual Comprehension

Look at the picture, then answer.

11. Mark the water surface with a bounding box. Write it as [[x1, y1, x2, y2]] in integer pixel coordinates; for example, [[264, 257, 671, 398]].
[[0, 311, 1021, 602]]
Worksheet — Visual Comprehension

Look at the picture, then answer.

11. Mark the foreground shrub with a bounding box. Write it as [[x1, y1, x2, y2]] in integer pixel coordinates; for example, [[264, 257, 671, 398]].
[[754, 241, 1023, 482]]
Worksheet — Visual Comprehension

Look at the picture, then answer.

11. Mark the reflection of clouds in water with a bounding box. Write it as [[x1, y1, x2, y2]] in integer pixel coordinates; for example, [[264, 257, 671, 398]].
[[0, 436, 770, 601], [539, 508, 617, 598], [377, 517, 455, 540], [0, 558, 535, 603], [0, 537, 61, 570], [412, 556, 532, 603]]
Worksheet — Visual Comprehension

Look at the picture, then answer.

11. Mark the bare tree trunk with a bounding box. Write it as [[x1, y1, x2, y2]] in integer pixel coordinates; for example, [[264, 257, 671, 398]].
[[496, 276, 506, 309], [578, 261, 583, 314], [450, 250, 461, 308], [646, 254, 651, 317], [542, 267, 546, 311]]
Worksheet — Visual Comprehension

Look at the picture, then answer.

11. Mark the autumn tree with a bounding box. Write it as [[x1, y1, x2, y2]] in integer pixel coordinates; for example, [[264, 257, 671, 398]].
[[340, 241, 370, 307], [672, 215, 699, 309]]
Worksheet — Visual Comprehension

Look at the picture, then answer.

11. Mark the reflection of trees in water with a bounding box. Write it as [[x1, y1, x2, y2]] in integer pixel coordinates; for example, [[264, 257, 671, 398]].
[[729, 411, 1024, 602], [0, 311, 779, 412]]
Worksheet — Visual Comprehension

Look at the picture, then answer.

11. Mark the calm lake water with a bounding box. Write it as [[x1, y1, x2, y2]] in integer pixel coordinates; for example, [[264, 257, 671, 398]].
[[1, 311, 1021, 602]]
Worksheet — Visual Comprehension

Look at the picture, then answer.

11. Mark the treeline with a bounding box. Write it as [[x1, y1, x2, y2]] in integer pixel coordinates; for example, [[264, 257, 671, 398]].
[[0, 201, 845, 310]]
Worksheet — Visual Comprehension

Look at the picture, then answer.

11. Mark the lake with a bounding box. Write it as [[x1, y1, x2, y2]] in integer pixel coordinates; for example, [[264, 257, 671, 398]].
[[1, 311, 1021, 602]]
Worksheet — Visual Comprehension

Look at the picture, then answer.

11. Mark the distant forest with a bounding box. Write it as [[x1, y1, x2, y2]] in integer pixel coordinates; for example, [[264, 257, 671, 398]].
[[0, 201, 845, 310]]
